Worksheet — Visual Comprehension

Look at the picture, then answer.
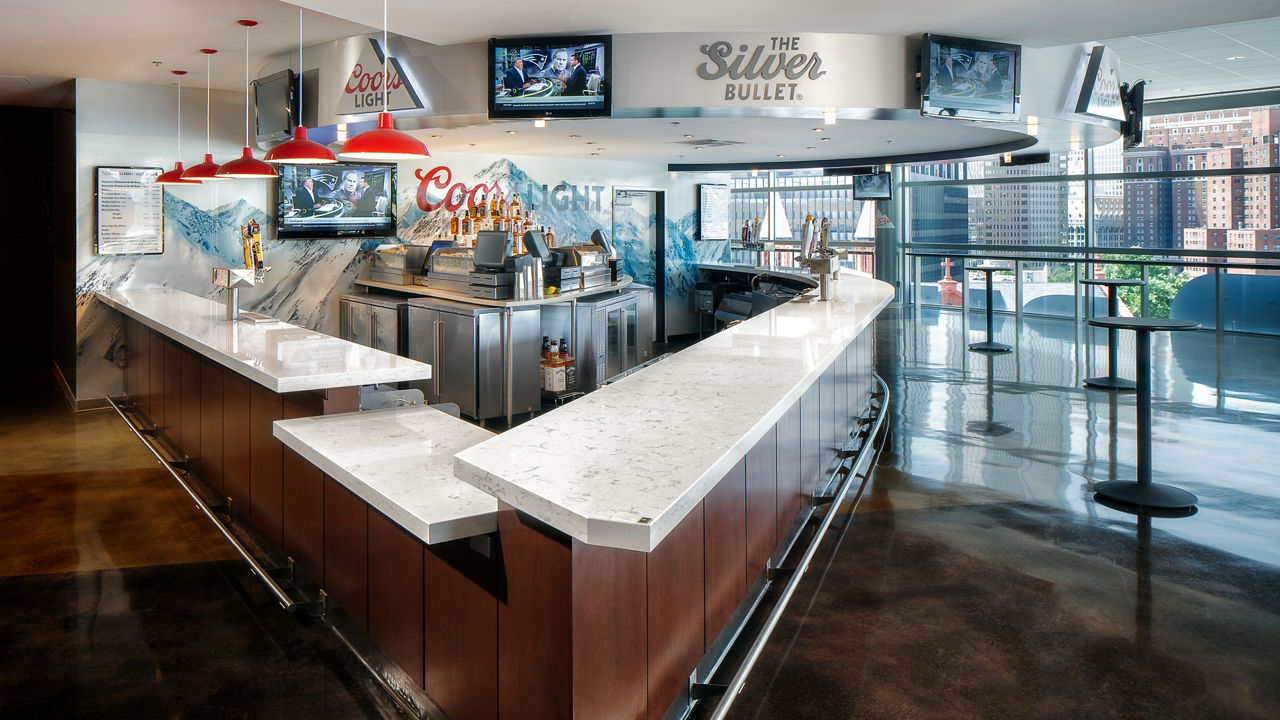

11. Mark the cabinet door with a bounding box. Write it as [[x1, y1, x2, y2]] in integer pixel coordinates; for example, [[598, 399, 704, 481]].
[[406, 306, 441, 403], [349, 303, 373, 348], [370, 305, 399, 355], [441, 312, 479, 418], [606, 308, 623, 380]]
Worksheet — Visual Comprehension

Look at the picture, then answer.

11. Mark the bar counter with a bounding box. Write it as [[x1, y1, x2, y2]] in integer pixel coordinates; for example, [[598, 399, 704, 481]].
[[99, 288, 430, 392], [454, 268, 894, 551], [266, 269, 894, 720]]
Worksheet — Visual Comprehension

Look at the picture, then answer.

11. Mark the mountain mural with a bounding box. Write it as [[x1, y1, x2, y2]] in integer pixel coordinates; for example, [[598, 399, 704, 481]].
[[76, 151, 709, 401]]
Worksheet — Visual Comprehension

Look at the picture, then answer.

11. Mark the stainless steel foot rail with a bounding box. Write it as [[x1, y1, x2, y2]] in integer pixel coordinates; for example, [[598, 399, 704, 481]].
[[106, 396, 299, 612], [695, 373, 890, 720]]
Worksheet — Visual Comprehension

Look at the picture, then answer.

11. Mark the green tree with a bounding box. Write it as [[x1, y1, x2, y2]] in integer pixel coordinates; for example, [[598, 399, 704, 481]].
[[1048, 265, 1074, 283], [1097, 255, 1190, 318]]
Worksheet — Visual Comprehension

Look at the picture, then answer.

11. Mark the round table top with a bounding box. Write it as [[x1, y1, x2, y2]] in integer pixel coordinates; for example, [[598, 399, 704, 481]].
[[1080, 278, 1146, 287], [967, 264, 1009, 272], [1088, 316, 1200, 332]]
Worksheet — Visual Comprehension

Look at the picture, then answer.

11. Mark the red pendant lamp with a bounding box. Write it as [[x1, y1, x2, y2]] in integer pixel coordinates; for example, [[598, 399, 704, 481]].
[[155, 71, 202, 185], [182, 49, 231, 180], [338, 0, 429, 161], [217, 20, 277, 178], [265, 9, 335, 165]]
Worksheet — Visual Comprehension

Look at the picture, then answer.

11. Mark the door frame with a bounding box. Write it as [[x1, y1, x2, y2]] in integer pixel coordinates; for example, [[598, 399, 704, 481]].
[[611, 187, 666, 342]]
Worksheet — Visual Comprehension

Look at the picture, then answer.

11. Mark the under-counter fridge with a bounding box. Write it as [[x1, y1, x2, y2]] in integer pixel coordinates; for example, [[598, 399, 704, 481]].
[[405, 297, 541, 420], [540, 287, 656, 393]]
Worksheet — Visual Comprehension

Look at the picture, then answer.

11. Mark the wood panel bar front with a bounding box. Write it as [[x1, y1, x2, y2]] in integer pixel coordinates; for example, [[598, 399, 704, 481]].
[[249, 382, 284, 548], [703, 459, 746, 647], [368, 509, 426, 688], [425, 540, 499, 720], [281, 392, 325, 582]]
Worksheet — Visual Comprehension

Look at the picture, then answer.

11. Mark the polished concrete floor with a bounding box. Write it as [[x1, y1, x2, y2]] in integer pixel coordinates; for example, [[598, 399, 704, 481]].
[[0, 373, 409, 720], [726, 308, 1280, 720], [3, 308, 1277, 719]]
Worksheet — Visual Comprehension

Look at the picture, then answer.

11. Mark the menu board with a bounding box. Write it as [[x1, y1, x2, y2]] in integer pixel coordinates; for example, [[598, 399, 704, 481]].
[[697, 183, 729, 241], [95, 166, 164, 255]]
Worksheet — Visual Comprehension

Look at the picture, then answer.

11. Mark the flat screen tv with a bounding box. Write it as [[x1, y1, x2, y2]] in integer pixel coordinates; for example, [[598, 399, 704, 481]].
[[853, 172, 892, 201], [253, 69, 299, 145], [488, 35, 611, 119], [276, 163, 397, 239], [920, 33, 1021, 122]]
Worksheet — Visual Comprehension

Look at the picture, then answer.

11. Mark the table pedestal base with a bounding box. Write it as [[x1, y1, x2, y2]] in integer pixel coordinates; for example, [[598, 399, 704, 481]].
[[969, 341, 1011, 353], [1094, 480, 1198, 509], [1084, 375, 1136, 390]]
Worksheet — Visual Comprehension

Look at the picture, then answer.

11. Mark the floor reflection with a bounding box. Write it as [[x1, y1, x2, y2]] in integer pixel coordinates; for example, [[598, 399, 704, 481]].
[[726, 307, 1280, 720]]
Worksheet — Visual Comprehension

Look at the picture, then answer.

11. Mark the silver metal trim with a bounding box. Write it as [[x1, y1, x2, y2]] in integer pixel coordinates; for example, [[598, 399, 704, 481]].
[[106, 397, 297, 612]]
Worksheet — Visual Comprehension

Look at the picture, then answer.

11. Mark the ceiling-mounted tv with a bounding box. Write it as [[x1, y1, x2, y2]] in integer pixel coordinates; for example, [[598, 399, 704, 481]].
[[275, 163, 397, 240], [253, 69, 299, 145], [488, 35, 611, 119], [920, 33, 1021, 122], [853, 172, 892, 201]]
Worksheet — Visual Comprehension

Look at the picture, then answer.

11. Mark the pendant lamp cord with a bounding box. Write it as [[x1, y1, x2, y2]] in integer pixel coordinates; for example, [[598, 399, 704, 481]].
[[298, 9, 304, 126], [176, 81, 182, 159], [244, 25, 250, 146], [205, 52, 211, 154], [383, 0, 388, 114]]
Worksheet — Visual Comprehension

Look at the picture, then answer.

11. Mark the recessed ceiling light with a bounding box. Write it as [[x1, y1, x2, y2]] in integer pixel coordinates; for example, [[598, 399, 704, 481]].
[[777, 154, 785, 158], [590, 152, 599, 156], [821, 137, 830, 142], [694, 146, 703, 150], [431, 134, 442, 139], [812, 128, 823, 132], [596, 148, 606, 151], [506, 130, 517, 134], [569, 134, 580, 138], [585, 140, 595, 144], [684, 134, 694, 138], [1226, 55, 1246, 61], [806, 146, 815, 150]]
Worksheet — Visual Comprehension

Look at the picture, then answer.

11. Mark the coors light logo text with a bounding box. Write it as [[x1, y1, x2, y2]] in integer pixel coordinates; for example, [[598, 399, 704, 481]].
[[697, 36, 826, 102], [344, 63, 405, 110]]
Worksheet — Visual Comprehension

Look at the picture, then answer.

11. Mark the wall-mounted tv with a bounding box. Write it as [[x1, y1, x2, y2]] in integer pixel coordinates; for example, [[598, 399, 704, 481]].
[[253, 69, 299, 145], [853, 172, 892, 201], [488, 35, 611, 119], [920, 33, 1021, 122], [276, 163, 397, 239]]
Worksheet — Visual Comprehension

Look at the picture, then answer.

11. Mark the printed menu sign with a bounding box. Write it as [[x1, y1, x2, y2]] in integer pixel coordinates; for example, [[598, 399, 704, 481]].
[[96, 166, 163, 255], [698, 183, 729, 241]]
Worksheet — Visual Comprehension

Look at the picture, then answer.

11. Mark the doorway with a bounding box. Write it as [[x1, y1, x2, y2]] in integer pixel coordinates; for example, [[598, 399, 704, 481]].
[[611, 188, 666, 341]]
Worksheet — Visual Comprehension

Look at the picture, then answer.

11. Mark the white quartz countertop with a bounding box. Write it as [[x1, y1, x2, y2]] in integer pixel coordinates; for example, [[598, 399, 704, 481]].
[[98, 288, 431, 393], [453, 270, 894, 553], [273, 406, 498, 545]]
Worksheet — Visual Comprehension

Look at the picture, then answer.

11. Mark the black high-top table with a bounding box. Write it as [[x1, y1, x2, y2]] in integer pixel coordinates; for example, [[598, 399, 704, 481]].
[[1088, 316, 1200, 509], [968, 264, 1011, 353], [1081, 278, 1146, 390]]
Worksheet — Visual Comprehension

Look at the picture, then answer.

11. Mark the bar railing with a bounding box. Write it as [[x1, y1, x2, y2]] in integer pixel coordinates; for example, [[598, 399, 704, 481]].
[[903, 246, 1280, 336]]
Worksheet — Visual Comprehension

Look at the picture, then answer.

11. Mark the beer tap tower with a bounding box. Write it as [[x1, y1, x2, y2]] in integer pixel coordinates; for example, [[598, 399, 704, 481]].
[[798, 217, 843, 301], [212, 220, 274, 323]]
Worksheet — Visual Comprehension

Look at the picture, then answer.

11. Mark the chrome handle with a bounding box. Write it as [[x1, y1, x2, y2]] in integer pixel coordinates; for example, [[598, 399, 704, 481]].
[[433, 319, 444, 397], [369, 311, 377, 348]]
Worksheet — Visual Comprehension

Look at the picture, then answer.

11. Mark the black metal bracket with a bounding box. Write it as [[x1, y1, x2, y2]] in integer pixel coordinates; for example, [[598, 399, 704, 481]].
[[690, 683, 730, 701]]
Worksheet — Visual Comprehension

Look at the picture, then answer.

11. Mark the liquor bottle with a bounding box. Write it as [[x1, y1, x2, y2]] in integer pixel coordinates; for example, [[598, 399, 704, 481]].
[[544, 225, 555, 248], [559, 338, 576, 393], [511, 191, 523, 219], [819, 217, 830, 252], [489, 193, 499, 218], [449, 211, 459, 237]]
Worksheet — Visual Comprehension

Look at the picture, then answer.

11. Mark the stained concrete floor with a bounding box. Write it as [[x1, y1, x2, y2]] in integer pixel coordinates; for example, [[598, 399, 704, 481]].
[[0, 372, 408, 720], [3, 307, 1277, 719], [724, 308, 1280, 720]]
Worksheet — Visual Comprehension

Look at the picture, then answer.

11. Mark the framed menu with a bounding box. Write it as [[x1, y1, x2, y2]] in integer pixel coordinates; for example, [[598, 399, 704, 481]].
[[697, 183, 729, 241], [95, 166, 164, 255]]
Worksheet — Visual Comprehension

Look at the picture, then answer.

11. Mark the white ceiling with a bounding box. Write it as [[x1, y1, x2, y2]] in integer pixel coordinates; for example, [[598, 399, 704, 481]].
[[1100, 16, 1280, 99], [1, 0, 1276, 164], [287, 0, 1280, 49]]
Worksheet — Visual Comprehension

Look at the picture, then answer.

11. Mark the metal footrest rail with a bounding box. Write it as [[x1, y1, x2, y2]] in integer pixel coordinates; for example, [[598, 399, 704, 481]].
[[108, 396, 303, 613], [690, 373, 891, 720]]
